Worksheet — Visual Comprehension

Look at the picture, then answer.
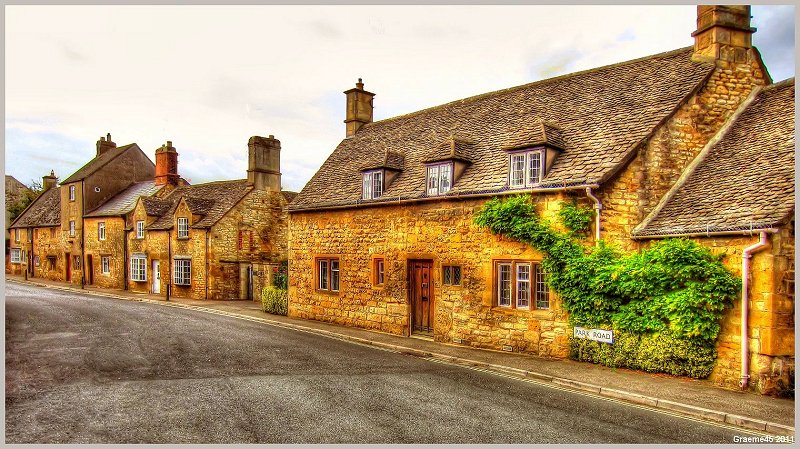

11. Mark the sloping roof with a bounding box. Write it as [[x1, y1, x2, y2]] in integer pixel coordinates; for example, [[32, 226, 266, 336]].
[[423, 136, 476, 164], [147, 180, 252, 230], [633, 78, 795, 237], [84, 181, 164, 217], [281, 190, 298, 204], [142, 196, 172, 217], [9, 187, 60, 228], [500, 119, 567, 151], [290, 47, 716, 211], [61, 143, 143, 184], [5, 175, 31, 207]]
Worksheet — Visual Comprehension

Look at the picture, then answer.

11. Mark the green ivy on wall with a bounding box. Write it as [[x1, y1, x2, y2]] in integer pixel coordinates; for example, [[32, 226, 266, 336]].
[[474, 195, 741, 378]]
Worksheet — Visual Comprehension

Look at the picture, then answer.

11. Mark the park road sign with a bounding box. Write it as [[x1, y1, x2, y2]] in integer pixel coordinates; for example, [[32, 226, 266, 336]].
[[573, 327, 614, 344]]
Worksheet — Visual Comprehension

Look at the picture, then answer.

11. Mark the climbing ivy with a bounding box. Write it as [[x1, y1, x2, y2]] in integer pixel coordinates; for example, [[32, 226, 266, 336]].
[[474, 195, 741, 377]]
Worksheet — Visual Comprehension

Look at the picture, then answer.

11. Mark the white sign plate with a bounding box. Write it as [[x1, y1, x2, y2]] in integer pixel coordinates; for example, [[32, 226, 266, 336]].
[[573, 327, 614, 344]]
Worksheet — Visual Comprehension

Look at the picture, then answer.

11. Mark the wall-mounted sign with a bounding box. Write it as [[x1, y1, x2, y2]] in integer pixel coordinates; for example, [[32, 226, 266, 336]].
[[573, 327, 614, 344]]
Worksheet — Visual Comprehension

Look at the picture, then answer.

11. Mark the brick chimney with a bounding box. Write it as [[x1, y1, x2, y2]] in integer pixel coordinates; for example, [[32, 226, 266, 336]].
[[154, 140, 180, 186], [344, 78, 375, 137], [42, 170, 57, 191], [96, 132, 116, 157], [692, 5, 756, 63], [247, 135, 281, 191]]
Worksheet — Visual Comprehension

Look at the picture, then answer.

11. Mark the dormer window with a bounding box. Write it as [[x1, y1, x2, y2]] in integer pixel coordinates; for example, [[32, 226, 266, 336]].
[[509, 149, 545, 189], [362, 170, 384, 200], [426, 162, 453, 196]]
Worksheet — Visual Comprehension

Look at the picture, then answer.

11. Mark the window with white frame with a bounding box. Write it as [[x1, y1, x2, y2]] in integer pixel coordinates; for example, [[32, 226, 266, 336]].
[[426, 162, 453, 196], [10, 248, 21, 263], [98, 222, 106, 241], [27, 229, 32, 242], [14, 229, 20, 242], [34, 255, 40, 266], [173, 258, 191, 285], [101, 256, 110, 274], [130, 255, 147, 282], [495, 260, 549, 309], [136, 221, 145, 239], [362, 170, 384, 200], [509, 149, 546, 188], [177, 217, 189, 238], [69, 220, 76, 237], [316, 257, 340, 292], [69, 185, 76, 201]]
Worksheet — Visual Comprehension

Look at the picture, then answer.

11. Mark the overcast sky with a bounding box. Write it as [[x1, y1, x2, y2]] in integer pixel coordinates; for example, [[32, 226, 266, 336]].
[[4, 5, 795, 192]]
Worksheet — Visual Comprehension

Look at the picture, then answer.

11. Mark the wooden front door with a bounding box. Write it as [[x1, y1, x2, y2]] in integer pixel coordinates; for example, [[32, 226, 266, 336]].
[[65, 253, 71, 282], [409, 260, 434, 335], [86, 255, 94, 285]]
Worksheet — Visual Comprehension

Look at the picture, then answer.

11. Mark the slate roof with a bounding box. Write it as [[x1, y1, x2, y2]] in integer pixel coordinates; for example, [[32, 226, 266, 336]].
[[9, 187, 61, 228], [423, 136, 476, 164], [61, 143, 143, 184], [633, 78, 795, 237], [500, 120, 567, 151], [84, 181, 164, 217], [5, 175, 31, 207], [142, 196, 172, 217], [290, 46, 716, 211], [146, 180, 252, 230]]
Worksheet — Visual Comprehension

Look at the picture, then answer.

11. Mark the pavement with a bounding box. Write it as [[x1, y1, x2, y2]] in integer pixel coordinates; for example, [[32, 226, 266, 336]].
[[5, 274, 795, 437]]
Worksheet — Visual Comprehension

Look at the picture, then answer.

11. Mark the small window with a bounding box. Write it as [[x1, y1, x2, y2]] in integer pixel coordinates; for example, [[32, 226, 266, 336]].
[[27, 229, 32, 243], [362, 170, 384, 200], [47, 255, 56, 269], [426, 162, 453, 196], [177, 218, 189, 239], [136, 221, 145, 239], [494, 260, 549, 310], [373, 258, 385, 286], [10, 248, 21, 263], [50, 228, 56, 238], [443, 265, 462, 286], [130, 256, 147, 282], [509, 149, 546, 188], [34, 255, 40, 266], [69, 185, 75, 201], [69, 220, 76, 237], [173, 258, 191, 285], [14, 229, 20, 242], [316, 257, 340, 292], [73, 255, 81, 270], [98, 222, 106, 241], [101, 256, 110, 274]]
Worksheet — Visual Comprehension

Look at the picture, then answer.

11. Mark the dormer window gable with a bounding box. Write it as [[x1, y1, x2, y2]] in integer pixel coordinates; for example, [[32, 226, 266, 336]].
[[507, 147, 546, 189], [423, 135, 474, 197], [500, 120, 566, 189], [360, 150, 404, 200], [362, 169, 384, 200]]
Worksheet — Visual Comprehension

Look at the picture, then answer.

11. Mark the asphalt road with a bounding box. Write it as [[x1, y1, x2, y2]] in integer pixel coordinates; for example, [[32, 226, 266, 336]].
[[5, 282, 756, 443]]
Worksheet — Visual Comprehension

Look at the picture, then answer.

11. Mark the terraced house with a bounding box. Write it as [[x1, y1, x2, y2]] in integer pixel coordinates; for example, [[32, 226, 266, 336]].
[[288, 6, 794, 393], [9, 134, 295, 301]]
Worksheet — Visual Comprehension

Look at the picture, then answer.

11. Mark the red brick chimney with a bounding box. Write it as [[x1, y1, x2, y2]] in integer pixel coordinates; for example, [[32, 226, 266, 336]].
[[692, 5, 755, 63], [42, 170, 57, 191], [96, 132, 116, 157], [344, 78, 375, 137], [154, 140, 180, 186]]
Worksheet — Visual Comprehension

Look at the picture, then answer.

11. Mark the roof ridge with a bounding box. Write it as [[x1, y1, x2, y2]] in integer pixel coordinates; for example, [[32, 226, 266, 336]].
[[765, 77, 795, 91], [362, 46, 698, 129]]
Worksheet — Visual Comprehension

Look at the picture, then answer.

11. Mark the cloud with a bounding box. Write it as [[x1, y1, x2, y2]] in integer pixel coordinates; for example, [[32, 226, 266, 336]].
[[307, 20, 342, 39], [61, 43, 87, 62], [752, 5, 795, 82]]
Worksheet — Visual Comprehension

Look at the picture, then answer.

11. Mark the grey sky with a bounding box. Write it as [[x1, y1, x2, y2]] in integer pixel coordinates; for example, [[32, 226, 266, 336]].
[[4, 5, 795, 192]]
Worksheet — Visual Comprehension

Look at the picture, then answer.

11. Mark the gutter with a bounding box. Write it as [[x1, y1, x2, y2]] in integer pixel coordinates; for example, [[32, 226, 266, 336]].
[[584, 187, 602, 245], [740, 231, 773, 389], [632, 228, 779, 240]]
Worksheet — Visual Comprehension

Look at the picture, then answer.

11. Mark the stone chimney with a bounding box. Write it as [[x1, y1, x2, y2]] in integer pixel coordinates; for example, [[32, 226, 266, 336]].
[[42, 170, 57, 191], [96, 132, 117, 157], [692, 5, 755, 63], [154, 140, 180, 186], [344, 78, 375, 137], [247, 135, 281, 191]]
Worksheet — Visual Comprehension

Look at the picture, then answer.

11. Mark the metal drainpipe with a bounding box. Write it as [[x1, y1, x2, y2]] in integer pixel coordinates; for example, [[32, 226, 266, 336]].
[[205, 230, 209, 300], [80, 182, 86, 289], [740, 231, 770, 389], [585, 187, 602, 246], [123, 217, 129, 291]]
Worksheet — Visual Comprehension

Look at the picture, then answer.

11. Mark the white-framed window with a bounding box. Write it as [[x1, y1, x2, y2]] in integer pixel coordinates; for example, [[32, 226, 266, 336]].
[[27, 229, 32, 242], [101, 256, 110, 274], [136, 221, 145, 239], [362, 170, 384, 200], [316, 257, 340, 292], [14, 229, 20, 242], [10, 248, 21, 263], [69, 220, 76, 237], [173, 258, 191, 285], [509, 149, 546, 188], [130, 255, 147, 282], [495, 260, 549, 310], [426, 162, 453, 196], [69, 185, 76, 201], [98, 222, 106, 241], [34, 255, 40, 266], [177, 217, 189, 238]]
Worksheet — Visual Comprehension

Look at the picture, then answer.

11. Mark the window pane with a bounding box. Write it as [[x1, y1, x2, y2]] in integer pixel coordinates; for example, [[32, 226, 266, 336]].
[[517, 263, 530, 308], [373, 171, 383, 198], [439, 164, 452, 193], [498, 263, 512, 307], [319, 260, 328, 290], [453, 266, 462, 285], [377, 259, 384, 285], [362, 173, 372, 199], [528, 151, 542, 185], [536, 264, 549, 309], [510, 155, 525, 187], [331, 260, 340, 291], [427, 166, 439, 195]]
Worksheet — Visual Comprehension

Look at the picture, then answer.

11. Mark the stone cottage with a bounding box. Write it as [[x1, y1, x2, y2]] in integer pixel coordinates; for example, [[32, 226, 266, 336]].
[[287, 5, 793, 393]]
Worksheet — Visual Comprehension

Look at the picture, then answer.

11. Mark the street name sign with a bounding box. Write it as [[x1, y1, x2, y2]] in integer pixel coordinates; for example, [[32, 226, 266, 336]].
[[573, 327, 614, 344]]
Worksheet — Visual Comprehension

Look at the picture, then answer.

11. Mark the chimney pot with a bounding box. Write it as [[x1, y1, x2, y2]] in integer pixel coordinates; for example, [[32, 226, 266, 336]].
[[344, 79, 375, 137], [154, 141, 179, 186], [167, 140, 172, 147], [268, 135, 274, 139]]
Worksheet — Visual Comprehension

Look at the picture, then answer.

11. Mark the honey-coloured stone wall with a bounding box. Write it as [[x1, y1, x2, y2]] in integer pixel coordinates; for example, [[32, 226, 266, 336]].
[[84, 217, 126, 289]]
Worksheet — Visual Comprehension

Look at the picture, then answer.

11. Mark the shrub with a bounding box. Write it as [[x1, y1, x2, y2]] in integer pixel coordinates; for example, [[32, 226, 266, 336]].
[[261, 286, 288, 316], [272, 260, 288, 290]]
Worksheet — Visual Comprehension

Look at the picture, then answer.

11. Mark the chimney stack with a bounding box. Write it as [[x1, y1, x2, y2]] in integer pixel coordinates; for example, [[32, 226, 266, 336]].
[[692, 5, 755, 63], [42, 170, 57, 191], [154, 140, 180, 186], [96, 132, 117, 157], [344, 78, 375, 137], [247, 135, 281, 191]]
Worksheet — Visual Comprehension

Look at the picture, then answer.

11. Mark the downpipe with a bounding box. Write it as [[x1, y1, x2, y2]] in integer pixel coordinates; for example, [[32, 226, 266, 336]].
[[739, 231, 770, 389], [585, 187, 602, 246]]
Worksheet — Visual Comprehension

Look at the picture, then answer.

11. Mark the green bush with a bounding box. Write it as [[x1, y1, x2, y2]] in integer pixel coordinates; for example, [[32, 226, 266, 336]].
[[273, 260, 288, 290], [261, 286, 288, 316]]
